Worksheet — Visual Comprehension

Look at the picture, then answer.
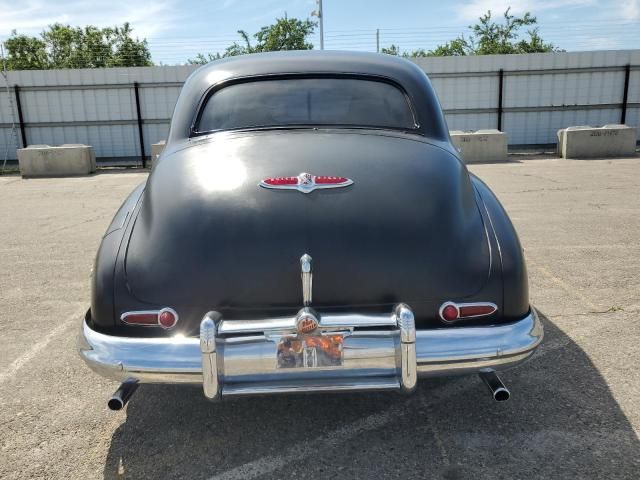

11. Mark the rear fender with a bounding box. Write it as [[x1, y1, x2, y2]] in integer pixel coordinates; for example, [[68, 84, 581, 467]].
[[90, 183, 145, 328], [471, 175, 529, 320]]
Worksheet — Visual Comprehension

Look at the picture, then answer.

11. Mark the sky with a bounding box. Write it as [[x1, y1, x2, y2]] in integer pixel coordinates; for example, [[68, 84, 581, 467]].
[[1, 0, 639, 64]]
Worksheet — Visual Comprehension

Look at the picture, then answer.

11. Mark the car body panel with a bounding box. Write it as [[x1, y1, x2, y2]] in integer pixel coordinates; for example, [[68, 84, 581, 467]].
[[122, 130, 494, 331]]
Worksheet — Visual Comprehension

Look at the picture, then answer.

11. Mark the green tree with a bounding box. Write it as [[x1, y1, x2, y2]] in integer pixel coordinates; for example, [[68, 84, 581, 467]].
[[254, 16, 315, 52], [109, 23, 154, 67], [380, 44, 401, 56], [223, 30, 255, 57], [188, 53, 222, 65], [3, 33, 48, 70], [469, 8, 557, 55], [3, 22, 153, 69], [426, 37, 473, 57], [188, 15, 316, 64], [382, 8, 559, 58], [406, 48, 429, 58]]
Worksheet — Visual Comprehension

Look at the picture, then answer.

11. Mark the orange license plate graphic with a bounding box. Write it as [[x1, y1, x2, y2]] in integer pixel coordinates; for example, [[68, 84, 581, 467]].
[[277, 334, 344, 368]]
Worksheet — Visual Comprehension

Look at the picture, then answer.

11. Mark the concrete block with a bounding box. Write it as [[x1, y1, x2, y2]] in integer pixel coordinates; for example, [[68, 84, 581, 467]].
[[150, 140, 166, 169], [449, 129, 508, 163], [558, 125, 637, 159], [556, 127, 590, 156], [60, 144, 96, 171], [17, 145, 96, 177]]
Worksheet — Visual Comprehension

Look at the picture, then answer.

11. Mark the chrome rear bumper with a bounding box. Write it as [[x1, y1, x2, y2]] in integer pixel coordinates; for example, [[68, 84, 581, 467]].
[[79, 306, 543, 398]]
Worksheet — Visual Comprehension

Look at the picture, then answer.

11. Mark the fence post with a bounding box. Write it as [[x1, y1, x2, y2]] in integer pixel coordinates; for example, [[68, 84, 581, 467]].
[[14, 84, 27, 148], [620, 64, 630, 124], [497, 69, 504, 132], [133, 82, 146, 168]]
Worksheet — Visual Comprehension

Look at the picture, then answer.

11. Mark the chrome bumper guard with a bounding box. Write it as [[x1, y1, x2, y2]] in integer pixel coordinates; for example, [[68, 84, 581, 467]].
[[79, 305, 543, 398]]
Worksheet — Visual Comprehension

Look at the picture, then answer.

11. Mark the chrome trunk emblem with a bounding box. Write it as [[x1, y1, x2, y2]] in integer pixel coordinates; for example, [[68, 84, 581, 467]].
[[259, 173, 353, 194]]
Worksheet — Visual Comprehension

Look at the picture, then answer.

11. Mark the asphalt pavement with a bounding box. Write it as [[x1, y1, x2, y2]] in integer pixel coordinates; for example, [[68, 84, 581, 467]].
[[1, 156, 639, 479]]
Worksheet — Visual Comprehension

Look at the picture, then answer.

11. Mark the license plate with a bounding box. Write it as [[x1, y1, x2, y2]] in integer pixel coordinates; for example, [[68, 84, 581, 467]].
[[277, 334, 344, 368]]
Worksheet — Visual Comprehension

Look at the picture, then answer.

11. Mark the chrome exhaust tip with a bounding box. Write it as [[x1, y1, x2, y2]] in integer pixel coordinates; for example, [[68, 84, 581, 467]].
[[479, 371, 510, 402], [108, 379, 139, 411]]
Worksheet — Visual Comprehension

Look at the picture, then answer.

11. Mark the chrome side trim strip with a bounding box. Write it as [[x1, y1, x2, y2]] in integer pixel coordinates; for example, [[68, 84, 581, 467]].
[[217, 313, 398, 335], [222, 378, 400, 397], [318, 313, 398, 329], [217, 318, 296, 335]]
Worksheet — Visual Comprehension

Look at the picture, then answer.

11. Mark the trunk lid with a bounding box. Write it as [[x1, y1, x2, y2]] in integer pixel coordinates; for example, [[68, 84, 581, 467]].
[[124, 130, 490, 315]]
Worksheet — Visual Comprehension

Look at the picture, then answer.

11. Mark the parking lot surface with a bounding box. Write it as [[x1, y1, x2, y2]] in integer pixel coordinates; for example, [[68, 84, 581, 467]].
[[1, 157, 639, 479]]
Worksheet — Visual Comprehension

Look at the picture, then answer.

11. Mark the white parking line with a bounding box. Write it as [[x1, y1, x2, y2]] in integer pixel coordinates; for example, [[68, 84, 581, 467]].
[[210, 378, 469, 480], [0, 306, 84, 384], [208, 403, 405, 480]]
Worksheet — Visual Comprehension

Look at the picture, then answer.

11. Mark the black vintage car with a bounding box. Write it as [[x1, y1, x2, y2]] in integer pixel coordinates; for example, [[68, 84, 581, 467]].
[[79, 51, 543, 409]]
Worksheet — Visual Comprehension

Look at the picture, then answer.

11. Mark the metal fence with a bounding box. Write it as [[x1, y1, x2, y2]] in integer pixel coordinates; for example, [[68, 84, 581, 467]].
[[417, 50, 640, 147], [1, 50, 639, 163]]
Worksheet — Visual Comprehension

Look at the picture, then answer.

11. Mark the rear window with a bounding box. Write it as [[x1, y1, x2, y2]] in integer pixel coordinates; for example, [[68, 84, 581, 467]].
[[195, 77, 417, 133]]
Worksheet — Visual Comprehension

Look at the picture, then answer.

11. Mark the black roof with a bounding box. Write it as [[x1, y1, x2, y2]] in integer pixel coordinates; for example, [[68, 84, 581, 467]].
[[168, 51, 449, 142]]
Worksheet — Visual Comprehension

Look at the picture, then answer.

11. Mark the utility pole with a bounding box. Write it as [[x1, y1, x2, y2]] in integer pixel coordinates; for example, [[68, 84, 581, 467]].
[[1, 43, 20, 174], [376, 29, 380, 53], [311, 0, 324, 50]]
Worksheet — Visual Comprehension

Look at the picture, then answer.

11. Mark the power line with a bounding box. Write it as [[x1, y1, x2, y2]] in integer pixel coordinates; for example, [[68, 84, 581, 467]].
[[2, 19, 639, 66]]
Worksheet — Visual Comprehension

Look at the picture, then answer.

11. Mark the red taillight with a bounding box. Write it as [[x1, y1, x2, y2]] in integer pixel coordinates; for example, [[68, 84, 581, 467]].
[[263, 177, 297, 186], [315, 176, 349, 184], [439, 302, 497, 322], [158, 309, 178, 329], [121, 308, 179, 329], [459, 304, 496, 317], [441, 304, 459, 322], [121, 312, 158, 326]]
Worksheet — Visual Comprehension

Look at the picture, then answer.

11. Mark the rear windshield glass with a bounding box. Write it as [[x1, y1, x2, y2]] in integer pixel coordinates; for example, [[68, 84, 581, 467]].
[[195, 77, 417, 133]]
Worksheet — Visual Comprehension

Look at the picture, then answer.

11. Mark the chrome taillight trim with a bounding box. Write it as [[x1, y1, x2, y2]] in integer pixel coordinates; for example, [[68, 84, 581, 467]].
[[158, 307, 179, 329], [438, 301, 498, 322], [120, 307, 179, 329], [120, 310, 160, 326], [438, 302, 460, 322]]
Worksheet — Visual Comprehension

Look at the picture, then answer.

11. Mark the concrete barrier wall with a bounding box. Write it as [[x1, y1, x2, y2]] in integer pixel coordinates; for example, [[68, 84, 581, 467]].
[[149, 140, 166, 169], [450, 130, 508, 163], [557, 125, 637, 158], [17, 145, 96, 177], [1, 50, 639, 161]]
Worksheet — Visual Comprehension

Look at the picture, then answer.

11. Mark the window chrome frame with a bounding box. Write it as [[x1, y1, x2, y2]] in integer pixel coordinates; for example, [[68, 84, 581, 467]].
[[189, 73, 422, 138]]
